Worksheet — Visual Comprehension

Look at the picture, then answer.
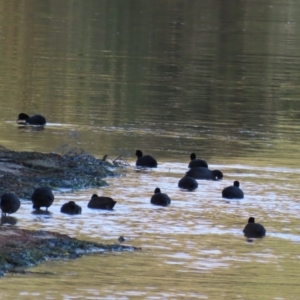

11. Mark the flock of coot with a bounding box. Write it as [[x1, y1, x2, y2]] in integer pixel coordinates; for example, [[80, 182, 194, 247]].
[[0, 113, 266, 240], [134, 150, 266, 239]]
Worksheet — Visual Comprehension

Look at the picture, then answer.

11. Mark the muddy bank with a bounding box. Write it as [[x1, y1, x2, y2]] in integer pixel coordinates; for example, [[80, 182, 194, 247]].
[[0, 227, 140, 277], [0, 147, 135, 277], [0, 146, 128, 199]]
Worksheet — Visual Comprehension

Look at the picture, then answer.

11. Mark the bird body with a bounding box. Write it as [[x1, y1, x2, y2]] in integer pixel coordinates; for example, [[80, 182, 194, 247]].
[[178, 176, 198, 191], [88, 194, 116, 210], [186, 167, 223, 180], [188, 153, 208, 168], [31, 187, 54, 210], [17, 113, 46, 125], [135, 150, 157, 168], [243, 217, 266, 238], [61, 201, 82, 214], [222, 181, 244, 199], [150, 188, 171, 206], [118, 236, 126, 243], [0, 193, 21, 216]]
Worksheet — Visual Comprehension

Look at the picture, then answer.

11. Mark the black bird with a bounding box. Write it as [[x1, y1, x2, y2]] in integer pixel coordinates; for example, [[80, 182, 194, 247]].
[[188, 153, 208, 168], [31, 187, 54, 210], [185, 167, 223, 180], [178, 176, 198, 191], [222, 181, 244, 199], [88, 194, 116, 210], [150, 188, 171, 206], [61, 201, 82, 215], [17, 113, 46, 125], [0, 193, 21, 216], [243, 217, 266, 238], [118, 236, 126, 243], [135, 150, 157, 168]]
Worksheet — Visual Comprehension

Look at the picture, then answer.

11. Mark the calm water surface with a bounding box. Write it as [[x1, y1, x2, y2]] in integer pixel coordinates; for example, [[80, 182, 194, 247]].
[[1, 0, 300, 299]]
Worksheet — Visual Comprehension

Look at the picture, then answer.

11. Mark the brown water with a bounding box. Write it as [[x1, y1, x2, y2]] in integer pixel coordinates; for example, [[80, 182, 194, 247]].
[[1, 0, 300, 299]]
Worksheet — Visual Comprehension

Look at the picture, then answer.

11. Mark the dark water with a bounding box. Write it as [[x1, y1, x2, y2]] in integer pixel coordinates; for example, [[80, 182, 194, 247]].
[[1, 0, 300, 299]]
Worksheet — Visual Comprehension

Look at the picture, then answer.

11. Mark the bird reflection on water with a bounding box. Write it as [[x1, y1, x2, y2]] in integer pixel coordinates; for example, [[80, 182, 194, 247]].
[[17, 126, 45, 132], [1, 216, 17, 225], [31, 210, 52, 216]]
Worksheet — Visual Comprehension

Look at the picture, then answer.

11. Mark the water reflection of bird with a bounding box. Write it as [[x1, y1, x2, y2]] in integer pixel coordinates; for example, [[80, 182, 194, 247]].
[[61, 201, 82, 215], [135, 150, 157, 168], [31, 210, 52, 215], [186, 167, 223, 180], [222, 181, 244, 199], [188, 153, 208, 168], [178, 176, 198, 191], [0, 193, 21, 216], [17, 113, 46, 125], [31, 187, 54, 211], [17, 125, 45, 132], [88, 194, 116, 210], [1, 216, 17, 225], [243, 217, 266, 238], [151, 188, 171, 206]]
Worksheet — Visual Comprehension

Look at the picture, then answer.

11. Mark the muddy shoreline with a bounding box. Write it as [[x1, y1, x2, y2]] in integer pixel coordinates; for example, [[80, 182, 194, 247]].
[[0, 146, 128, 199], [0, 147, 136, 277], [0, 227, 140, 277]]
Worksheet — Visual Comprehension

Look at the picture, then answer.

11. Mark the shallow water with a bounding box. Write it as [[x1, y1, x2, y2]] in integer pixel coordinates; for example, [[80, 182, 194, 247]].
[[1, 162, 300, 299], [1, 0, 300, 299]]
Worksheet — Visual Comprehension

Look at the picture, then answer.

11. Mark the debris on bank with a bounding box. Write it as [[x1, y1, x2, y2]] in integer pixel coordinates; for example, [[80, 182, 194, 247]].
[[0, 227, 140, 277], [0, 145, 129, 199]]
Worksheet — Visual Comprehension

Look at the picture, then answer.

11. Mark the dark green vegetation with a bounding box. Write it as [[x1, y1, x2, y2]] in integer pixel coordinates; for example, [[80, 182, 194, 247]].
[[0, 146, 127, 199], [0, 227, 140, 277]]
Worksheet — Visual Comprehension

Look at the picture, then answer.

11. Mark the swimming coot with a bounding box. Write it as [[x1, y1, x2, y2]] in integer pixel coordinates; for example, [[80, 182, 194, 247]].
[[118, 236, 126, 243], [0, 193, 21, 216], [222, 181, 244, 199], [178, 176, 198, 191], [31, 187, 54, 210], [60, 201, 82, 215], [17, 113, 46, 125], [135, 150, 157, 168], [87, 194, 116, 210], [243, 217, 266, 238], [150, 188, 171, 206], [185, 167, 223, 180], [188, 153, 208, 168]]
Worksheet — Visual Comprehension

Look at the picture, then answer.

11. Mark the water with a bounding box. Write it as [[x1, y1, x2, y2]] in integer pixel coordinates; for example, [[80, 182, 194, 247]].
[[1, 0, 300, 299]]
